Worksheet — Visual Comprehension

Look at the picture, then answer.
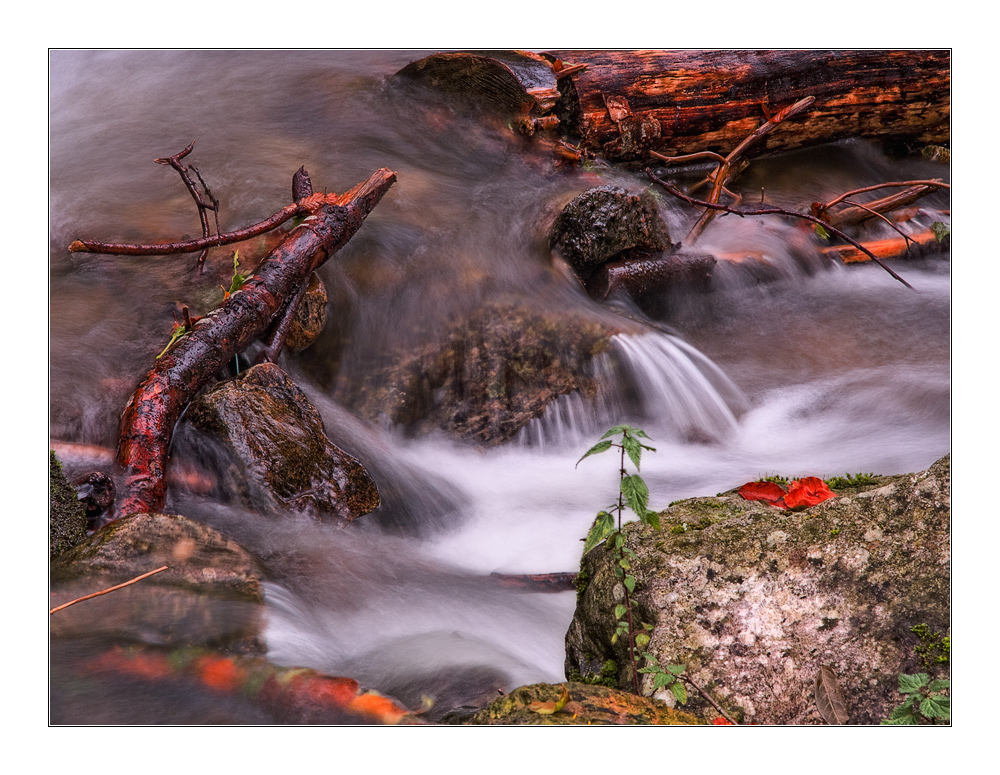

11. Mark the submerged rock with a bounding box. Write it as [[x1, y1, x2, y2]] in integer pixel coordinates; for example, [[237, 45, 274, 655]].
[[565, 455, 950, 725], [185, 363, 380, 522], [461, 681, 700, 725], [340, 300, 620, 446], [50, 512, 266, 652]]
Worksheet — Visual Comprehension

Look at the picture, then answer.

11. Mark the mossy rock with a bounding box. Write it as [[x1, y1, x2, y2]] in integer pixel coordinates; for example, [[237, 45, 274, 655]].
[[464, 682, 701, 725], [50, 450, 87, 560]]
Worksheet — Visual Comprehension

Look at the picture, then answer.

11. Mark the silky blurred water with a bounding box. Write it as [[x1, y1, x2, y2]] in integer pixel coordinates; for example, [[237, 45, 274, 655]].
[[49, 50, 949, 722]]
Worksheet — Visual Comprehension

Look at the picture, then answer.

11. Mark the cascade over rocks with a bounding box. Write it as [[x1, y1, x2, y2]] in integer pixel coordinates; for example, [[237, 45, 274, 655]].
[[185, 363, 380, 522], [565, 455, 950, 725], [340, 300, 623, 446]]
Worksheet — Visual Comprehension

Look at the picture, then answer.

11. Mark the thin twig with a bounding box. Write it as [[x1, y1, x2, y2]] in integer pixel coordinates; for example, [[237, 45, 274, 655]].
[[679, 673, 739, 725], [154, 143, 221, 271], [839, 199, 916, 247], [49, 566, 169, 614], [647, 171, 915, 290], [819, 179, 948, 213]]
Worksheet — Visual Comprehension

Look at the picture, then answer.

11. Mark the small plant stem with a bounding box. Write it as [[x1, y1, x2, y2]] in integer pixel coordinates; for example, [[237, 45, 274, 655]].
[[679, 674, 738, 725], [49, 566, 169, 614], [617, 440, 642, 695]]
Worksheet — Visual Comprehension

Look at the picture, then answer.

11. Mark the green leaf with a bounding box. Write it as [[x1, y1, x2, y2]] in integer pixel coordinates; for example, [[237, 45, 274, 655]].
[[621, 474, 650, 519], [576, 439, 613, 467], [670, 681, 688, 704], [880, 710, 919, 725], [614, 604, 627, 620], [623, 575, 635, 594], [652, 671, 674, 690], [898, 673, 930, 695], [601, 424, 631, 439], [642, 509, 661, 531], [814, 223, 831, 240], [583, 511, 615, 555], [927, 679, 950, 693], [666, 664, 686, 675], [622, 434, 643, 470], [618, 557, 630, 570], [224, 251, 248, 297], [635, 633, 650, 649], [920, 694, 950, 720], [628, 427, 653, 441]]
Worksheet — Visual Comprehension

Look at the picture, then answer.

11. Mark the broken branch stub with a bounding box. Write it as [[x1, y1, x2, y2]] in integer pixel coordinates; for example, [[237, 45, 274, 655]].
[[115, 167, 396, 520]]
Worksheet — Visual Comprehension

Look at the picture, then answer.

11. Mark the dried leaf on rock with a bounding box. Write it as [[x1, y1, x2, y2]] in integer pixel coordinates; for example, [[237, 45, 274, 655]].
[[528, 684, 571, 715], [815, 665, 849, 725]]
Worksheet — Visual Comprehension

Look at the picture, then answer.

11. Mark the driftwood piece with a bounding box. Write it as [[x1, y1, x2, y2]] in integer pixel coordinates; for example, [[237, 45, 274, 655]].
[[395, 50, 950, 164], [114, 168, 396, 520]]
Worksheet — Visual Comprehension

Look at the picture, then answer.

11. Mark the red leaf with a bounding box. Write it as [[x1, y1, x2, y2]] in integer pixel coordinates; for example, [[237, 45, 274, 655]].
[[738, 481, 788, 508], [784, 477, 835, 510], [712, 716, 734, 725]]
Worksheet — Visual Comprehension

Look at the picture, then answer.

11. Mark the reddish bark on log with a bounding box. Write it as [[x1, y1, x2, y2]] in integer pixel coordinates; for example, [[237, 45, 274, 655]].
[[396, 50, 950, 164], [114, 168, 396, 520]]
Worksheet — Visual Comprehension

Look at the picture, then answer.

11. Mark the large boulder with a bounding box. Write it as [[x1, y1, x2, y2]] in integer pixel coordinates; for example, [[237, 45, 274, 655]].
[[185, 363, 380, 522], [565, 455, 950, 725]]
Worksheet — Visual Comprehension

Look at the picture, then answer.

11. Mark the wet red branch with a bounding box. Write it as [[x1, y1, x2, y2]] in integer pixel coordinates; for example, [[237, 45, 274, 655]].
[[114, 167, 396, 520]]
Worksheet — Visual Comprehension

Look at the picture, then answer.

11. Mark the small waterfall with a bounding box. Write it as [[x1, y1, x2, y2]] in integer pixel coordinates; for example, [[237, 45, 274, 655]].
[[517, 332, 747, 449]]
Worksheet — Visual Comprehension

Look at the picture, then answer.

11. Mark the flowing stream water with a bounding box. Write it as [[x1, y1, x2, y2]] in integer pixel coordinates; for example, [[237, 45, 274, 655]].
[[48, 51, 950, 722]]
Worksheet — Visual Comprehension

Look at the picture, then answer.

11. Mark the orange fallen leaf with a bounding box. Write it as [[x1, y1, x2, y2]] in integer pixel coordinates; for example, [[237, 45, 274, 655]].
[[348, 692, 411, 724], [194, 655, 245, 692], [528, 684, 571, 715]]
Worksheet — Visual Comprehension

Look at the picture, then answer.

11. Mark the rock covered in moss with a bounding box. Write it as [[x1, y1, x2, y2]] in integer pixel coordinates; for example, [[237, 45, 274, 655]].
[[185, 363, 379, 522], [462, 681, 700, 725], [49, 451, 88, 559], [566, 455, 950, 725]]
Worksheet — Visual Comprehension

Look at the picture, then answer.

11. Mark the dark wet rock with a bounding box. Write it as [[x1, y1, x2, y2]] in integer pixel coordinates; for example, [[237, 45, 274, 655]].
[[286, 272, 328, 352], [50, 451, 88, 559], [549, 186, 675, 279], [565, 455, 950, 725], [49, 512, 266, 652], [461, 681, 700, 725], [74, 471, 116, 527], [185, 363, 379, 522], [340, 300, 620, 446]]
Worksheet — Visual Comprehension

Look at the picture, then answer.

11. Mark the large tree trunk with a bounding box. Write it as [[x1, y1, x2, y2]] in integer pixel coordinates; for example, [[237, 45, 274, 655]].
[[396, 50, 950, 163], [114, 168, 396, 520]]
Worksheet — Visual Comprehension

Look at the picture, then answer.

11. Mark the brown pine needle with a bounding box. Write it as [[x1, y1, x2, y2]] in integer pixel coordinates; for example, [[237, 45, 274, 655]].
[[49, 566, 169, 614]]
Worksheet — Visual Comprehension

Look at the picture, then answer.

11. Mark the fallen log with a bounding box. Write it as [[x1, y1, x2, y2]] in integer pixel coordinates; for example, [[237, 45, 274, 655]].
[[395, 50, 949, 164], [113, 167, 396, 520]]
